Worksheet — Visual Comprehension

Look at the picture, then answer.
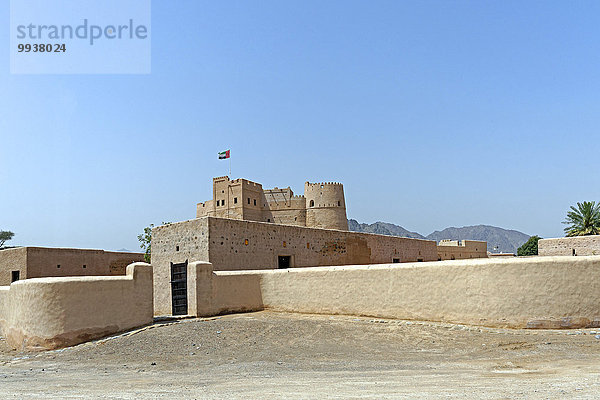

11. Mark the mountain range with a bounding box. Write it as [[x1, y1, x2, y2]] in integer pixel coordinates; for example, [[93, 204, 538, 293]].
[[347, 219, 530, 254]]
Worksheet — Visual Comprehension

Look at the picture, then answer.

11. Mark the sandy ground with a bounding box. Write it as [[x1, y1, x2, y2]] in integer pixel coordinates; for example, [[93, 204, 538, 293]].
[[1, 311, 600, 399]]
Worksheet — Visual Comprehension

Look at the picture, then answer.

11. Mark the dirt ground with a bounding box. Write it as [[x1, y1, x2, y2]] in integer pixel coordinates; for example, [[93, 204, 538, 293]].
[[1, 311, 600, 399]]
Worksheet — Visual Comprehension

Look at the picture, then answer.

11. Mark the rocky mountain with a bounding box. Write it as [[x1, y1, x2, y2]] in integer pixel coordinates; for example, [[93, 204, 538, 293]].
[[347, 219, 425, 239], [348, 219, 530, 254]]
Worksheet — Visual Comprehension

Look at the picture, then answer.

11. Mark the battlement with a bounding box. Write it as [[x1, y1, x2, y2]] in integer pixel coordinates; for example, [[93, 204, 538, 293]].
[[305, 181, 344, 187]]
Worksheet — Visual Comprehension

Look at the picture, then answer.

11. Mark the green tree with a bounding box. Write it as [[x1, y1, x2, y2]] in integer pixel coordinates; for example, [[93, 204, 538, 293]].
[[563, 201, 600, 237], [517, 235, 541, 256], [0, 230, 14, 248], [137, 223, 171, 263], [137, 224, 154, 263]]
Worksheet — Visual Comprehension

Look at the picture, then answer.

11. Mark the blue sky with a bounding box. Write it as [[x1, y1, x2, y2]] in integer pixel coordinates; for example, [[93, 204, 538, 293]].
[[1, 1, 599, 251]]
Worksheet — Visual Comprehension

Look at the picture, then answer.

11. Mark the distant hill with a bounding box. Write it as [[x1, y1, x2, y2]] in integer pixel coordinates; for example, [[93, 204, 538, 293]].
[[348, 219, 530, 254], [347, 219, 425, 239]]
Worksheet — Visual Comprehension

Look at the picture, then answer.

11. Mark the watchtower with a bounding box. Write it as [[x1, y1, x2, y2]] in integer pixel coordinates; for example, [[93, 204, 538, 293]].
[[304, 181, 348, 230]]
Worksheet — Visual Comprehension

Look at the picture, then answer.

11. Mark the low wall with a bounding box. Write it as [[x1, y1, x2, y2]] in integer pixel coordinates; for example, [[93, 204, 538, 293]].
[[186, 256, 600, 329], [539, 236, 600, 257], [0, 263, 153, 351]]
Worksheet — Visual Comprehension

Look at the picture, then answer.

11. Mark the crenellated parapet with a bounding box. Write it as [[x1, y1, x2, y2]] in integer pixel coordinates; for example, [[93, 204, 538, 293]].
[[196, 176, 348, 230]]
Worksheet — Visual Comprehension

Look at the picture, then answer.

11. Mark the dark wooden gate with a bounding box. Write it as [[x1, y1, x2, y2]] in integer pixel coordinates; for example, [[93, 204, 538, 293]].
[[170, 261, 188, 316]]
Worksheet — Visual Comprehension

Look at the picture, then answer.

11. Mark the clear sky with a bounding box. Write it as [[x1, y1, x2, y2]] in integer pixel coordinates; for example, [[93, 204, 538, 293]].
[[1, 1, 599, 251]]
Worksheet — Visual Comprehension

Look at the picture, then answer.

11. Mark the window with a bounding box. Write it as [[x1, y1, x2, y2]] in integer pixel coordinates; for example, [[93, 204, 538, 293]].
[[283, 241, 287, 247], [338, 201, 341, 206], [248, 198, 250, 204], [393, 258, 400, 263], [573, 249, 576, 256], [254, 199, 256, 206], [310, 200, 314, 207], [57, 264, 61, 268], [244, 239, 248, 246], [176, 245, 180, 251], [267, 218, 270, 222], [11, 271, 19, 283], [216, 200, 220, 206], [82, 264, 86, 269], [234, 197, 238, 204], [307, 243, 310, 249]]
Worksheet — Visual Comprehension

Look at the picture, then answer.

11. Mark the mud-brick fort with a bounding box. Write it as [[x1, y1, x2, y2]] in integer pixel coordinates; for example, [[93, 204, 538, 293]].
[[196, 176, 349, 230], [3, 174, 600, 351], [152, 176, 487, 315]]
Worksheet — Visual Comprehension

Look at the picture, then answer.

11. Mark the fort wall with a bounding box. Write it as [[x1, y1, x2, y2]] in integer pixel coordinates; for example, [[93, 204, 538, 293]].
[[437, 240, 488, 260], [186, 256, 600, 329], [151, 216, 438, 316], [0, 263, 153, 351], [0, 247, 144, 286], [538, 236, 600, 257]]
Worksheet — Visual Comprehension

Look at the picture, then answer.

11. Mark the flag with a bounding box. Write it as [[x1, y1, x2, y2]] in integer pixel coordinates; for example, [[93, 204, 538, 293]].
[[218, 150, 230, 159]]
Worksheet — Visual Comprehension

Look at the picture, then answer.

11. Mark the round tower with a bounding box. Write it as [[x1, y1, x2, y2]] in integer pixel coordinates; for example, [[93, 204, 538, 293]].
[[304, 181, 348, 230]]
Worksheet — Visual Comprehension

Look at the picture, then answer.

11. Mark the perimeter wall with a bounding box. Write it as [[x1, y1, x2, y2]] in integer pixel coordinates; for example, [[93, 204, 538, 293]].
[[0, 263, 153, 351], [185, 256, 600, 329]]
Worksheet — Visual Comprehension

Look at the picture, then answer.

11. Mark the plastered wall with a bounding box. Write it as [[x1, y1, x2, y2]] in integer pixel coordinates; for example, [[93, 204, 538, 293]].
[[0, 263, 153, 351], [539, 236, 600, 256], [188, 256, 600, 329]]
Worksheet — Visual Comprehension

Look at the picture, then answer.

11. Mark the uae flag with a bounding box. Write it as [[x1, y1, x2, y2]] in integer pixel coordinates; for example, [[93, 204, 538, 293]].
[[218, 150, 230, 159]]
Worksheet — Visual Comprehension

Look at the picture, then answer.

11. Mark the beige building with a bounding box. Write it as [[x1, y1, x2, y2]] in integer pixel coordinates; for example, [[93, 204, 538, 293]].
[[196, 176, 348, 231], [437, 240, 488, 261], [538, 235, 600, 257], [0, 247, 145, 286]]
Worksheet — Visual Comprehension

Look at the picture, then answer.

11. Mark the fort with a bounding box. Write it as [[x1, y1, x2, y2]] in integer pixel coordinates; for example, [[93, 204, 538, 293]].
[[196, 176, 349, 230], [1, 175, 600, 354]]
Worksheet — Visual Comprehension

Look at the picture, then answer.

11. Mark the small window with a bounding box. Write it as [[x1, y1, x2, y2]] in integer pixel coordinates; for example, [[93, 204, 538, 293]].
[[248, 198, 250, 204], [11, 271, 20, 283], [244, 239, 249, 246], [393, 258, 400, 263], [176, 245, 180, 251], [222, 190, 224, 193], [234, 197, 238, 204], [283, 241, 287, 248], [216, 200, 220, 206], [307, 243, 310, 249], [572, 249, 576, 256], [310, 200, 315, 207], [82, 264, 86, 269], [267, 218, 270, 222], [417, 258, 424, 262], [254, 199, 256, 206], [57, 264, 61, 268], [338, 201, 341, 206]]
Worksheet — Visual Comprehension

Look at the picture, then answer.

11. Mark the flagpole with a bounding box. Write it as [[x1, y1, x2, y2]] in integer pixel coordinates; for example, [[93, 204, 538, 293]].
[[229, 156, 231, 177]]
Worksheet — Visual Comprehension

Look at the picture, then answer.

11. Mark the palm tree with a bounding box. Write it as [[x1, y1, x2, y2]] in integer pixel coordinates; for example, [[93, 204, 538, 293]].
[[563, 201, 600, 237]]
